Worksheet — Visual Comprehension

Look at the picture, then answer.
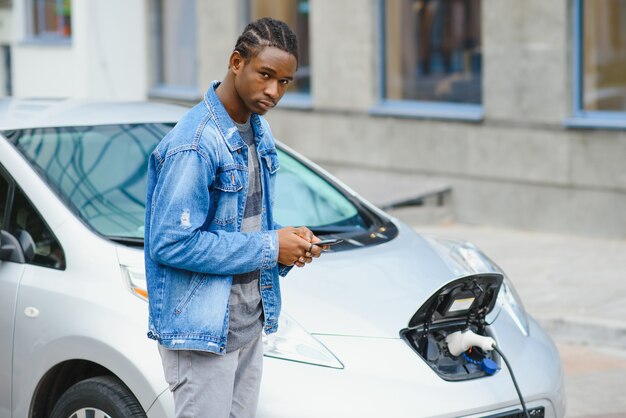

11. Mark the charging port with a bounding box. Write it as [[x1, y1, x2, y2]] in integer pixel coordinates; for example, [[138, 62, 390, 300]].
[[401, 325, 499, 380], [400, 274, 502, 381]]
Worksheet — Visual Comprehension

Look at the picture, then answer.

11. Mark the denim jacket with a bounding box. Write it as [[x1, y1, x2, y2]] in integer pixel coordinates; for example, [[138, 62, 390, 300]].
[[145, 81, 289, 354]]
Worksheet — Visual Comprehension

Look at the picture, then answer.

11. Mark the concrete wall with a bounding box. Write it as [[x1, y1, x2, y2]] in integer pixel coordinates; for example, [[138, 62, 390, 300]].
[[262, 0, 626, 239], [197, 0, 243, 91], [483, 0, 570, 124], [310, 0, 378, 111]]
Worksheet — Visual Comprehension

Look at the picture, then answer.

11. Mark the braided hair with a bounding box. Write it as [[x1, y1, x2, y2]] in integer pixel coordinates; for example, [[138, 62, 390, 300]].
[[234, 17, 299, 67]]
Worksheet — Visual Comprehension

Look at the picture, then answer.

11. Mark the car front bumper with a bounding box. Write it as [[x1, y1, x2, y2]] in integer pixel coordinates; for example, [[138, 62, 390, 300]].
[[257, 316, 564, 418]]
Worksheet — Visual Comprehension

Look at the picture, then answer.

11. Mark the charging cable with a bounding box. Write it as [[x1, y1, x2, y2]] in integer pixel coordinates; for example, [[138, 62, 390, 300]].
[[492, 345, 531, 418], [445, 330, 531, 418]]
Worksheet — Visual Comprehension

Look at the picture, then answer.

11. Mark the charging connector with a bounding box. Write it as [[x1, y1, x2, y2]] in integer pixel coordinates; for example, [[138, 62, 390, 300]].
[[445, 330, 531, 418], [445, 329, 496, 356]]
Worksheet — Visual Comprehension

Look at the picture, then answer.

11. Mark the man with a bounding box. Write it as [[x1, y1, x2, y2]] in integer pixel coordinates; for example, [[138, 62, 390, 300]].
[[144, 18, 323, 417]]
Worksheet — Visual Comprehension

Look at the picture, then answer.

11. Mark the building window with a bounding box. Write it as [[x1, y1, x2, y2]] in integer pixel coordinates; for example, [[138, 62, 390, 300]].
[[578, 0, 626, 114], [152, 0, 198, 99], [30, 0, 71, 39], [248, 0, 311, 96], [381, 0, 482, 116]]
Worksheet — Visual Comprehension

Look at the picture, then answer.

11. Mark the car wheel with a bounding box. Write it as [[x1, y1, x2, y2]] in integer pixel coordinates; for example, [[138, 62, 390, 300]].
[[50, 375, 146, 418]]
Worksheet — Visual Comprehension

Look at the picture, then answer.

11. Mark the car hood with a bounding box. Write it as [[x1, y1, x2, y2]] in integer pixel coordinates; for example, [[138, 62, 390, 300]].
[[280, 221, 504, 338], [116, 221, 504, 339]]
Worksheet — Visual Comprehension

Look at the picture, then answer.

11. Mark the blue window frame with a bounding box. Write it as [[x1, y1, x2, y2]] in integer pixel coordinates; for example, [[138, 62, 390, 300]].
[[568, 0, 626, 129], [245, 0, 312, 108], [373, 0, 483, 121]]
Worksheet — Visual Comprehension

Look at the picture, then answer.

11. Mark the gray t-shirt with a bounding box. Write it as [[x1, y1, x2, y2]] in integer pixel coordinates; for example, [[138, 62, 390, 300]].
[[226, 118, 264, 352]]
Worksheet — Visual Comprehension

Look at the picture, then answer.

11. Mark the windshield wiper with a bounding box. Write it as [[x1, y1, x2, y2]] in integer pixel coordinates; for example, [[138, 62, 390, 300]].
[[108, 236, 144, 247], [108, 227, 363, 246], [307, 226, 363, 235]]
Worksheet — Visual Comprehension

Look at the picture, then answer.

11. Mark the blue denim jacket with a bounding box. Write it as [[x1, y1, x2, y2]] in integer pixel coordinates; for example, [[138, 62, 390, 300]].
[[145, 81, 288, 354]]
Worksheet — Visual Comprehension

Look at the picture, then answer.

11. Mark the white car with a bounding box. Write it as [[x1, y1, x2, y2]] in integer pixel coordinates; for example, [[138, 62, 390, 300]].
[[0, 100, 564, 418]]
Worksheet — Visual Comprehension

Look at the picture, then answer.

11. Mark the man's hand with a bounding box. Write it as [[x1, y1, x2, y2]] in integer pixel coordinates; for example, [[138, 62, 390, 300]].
[[277, 226, 324, 267]]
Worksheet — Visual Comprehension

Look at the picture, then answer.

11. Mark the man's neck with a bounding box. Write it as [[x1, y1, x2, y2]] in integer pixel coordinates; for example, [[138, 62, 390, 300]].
[[215, 76, 251, 124]]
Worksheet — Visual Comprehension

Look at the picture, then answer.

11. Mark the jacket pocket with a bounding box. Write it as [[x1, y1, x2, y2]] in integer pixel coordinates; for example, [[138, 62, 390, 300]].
[[261, 152, 280, 175], [212, 167, 243, 226], [215, 167, 243, 192], [174, 273, 205, 315]]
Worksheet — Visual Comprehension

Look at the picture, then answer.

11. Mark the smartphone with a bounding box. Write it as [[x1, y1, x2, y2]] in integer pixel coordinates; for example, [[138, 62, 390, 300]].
[[312, 238, 343, 246]]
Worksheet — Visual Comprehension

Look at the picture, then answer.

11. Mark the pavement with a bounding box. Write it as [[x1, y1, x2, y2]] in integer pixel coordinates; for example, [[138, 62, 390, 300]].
[[556, 342, 626, 418]]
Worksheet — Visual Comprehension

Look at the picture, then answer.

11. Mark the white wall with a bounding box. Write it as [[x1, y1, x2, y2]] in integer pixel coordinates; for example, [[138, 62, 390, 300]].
[[73, 0, 148, 100], [0, 8, 11, 43], [12, 0, 148, 100], [13, 45, 76, 98], [11, 0, 75, 98]]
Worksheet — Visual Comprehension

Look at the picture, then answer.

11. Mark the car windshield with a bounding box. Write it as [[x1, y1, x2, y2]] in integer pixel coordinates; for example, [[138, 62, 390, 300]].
[[6, 124, 367, 240], [274, 151, 367, 231], [7, 124, 169, 240]]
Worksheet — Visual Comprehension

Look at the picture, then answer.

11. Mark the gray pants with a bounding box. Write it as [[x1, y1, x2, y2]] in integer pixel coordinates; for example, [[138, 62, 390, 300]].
[[158, 335, 263, 418]]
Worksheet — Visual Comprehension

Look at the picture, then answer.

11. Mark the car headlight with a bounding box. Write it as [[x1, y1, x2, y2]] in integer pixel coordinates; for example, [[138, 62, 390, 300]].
[[498, 276, 529, 336], [120, 266, 343, 368], [263, 312, 344, 369], [121, 265, 148, 301]]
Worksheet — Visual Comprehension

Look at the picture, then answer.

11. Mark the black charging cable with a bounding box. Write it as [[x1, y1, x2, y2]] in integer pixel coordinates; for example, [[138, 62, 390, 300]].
[[492, 345, 531, 418]]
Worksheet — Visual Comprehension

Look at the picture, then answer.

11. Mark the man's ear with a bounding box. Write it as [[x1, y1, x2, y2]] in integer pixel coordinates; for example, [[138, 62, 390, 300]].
[[230, 50, 245, 74]]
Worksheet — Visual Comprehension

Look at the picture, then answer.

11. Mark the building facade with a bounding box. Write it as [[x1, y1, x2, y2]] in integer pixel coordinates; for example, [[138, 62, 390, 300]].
[[6, 0, 626, 238]]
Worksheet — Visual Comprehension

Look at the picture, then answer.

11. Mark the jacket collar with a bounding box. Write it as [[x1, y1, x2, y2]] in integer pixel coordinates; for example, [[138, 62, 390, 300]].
[[203, 81, 266, 153]]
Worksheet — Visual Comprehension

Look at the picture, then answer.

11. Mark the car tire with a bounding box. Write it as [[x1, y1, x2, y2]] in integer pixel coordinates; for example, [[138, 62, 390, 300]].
[[49, 375, 146, 418]]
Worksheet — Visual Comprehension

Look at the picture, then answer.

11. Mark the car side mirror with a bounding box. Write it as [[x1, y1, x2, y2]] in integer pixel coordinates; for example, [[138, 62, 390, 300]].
[[0, 230, 26, 263]]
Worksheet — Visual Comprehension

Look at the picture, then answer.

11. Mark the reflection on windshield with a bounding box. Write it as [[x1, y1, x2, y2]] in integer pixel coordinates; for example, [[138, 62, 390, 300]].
[[7, 124, 171, 239], [274, 150, 366, 230], [6, 125, 366, 240]]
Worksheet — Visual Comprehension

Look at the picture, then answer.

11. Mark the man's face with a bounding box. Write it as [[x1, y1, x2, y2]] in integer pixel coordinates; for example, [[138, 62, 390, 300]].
[[232, 46, 298, 116]]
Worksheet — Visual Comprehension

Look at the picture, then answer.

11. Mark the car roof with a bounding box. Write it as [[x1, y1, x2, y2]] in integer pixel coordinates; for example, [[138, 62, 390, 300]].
[[0, 98, 189, 130]]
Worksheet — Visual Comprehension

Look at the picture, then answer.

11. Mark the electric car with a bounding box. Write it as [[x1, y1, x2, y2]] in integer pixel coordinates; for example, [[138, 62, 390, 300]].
[[0, 100, 565, 418]]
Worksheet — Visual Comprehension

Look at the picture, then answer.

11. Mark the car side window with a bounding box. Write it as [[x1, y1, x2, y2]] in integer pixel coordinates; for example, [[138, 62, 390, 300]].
[[8, 186, 66, 270]]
